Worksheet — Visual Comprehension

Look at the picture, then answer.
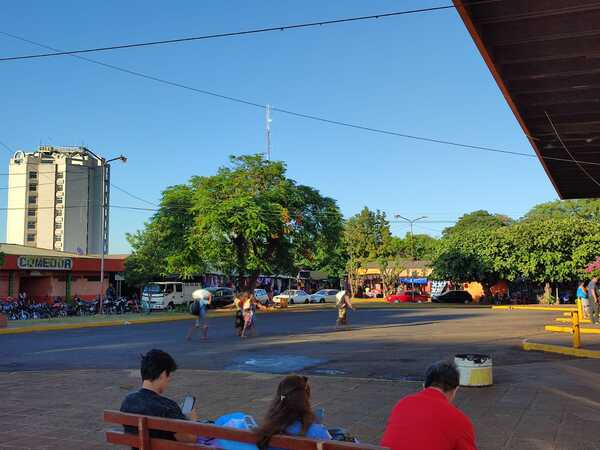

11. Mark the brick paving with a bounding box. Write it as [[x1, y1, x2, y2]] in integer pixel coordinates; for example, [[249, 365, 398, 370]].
[[1, 361, 599, 450]]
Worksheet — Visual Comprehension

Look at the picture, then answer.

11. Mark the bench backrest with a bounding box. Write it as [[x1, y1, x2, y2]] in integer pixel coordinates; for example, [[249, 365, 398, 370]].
[[104, 410, 386, 450]]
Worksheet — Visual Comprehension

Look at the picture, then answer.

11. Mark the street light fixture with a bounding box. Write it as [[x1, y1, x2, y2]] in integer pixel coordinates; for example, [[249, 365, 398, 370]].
[[98, 154, 127, 314], [394, 215, 427, 301]]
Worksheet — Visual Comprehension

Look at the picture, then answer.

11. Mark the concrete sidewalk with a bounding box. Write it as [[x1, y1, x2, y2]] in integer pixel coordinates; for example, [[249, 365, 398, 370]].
[[1, 360, 599, 450]]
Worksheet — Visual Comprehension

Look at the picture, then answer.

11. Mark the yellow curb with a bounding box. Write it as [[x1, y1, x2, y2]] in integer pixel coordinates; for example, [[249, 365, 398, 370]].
[[522, 339, 600, 359], [556, 317, 591, 324], [0, 314, 194, 335], [492, 305, 577, 312], [545, 325, 600, 334]]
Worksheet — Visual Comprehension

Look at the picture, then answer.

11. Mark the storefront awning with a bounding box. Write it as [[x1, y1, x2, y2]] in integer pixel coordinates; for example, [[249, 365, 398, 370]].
[[399, 277, 428, 285]]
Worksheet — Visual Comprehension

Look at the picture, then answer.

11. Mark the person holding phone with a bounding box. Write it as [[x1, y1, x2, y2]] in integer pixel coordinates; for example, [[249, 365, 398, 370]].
[[120, 349, 198, 448]]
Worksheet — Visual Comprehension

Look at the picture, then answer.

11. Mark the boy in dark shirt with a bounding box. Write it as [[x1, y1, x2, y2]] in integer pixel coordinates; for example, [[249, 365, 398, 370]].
[[120, 349, 197, 448]]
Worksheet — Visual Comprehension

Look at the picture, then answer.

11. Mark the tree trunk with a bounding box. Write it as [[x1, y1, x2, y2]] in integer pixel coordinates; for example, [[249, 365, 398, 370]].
[[542, 282, 552, 304]]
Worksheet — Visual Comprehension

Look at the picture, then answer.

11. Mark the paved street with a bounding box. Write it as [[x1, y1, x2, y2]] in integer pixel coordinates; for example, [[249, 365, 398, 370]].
[[1, 307, 600, 449]]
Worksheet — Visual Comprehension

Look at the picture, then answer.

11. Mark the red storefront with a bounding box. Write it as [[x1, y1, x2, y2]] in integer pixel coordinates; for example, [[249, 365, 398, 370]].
[[0, 244, 125, 302]]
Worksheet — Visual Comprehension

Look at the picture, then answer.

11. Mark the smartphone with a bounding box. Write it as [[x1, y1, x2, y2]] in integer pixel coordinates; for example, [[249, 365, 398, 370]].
[[180, 395, 196, 415]]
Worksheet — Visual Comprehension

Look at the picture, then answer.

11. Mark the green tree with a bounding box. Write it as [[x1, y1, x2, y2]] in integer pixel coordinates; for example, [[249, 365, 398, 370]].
[[124, 184, 200, 285], [343, 208, 394, 295], [395, 233, 439, 260], [522, 199, 600, 222], [494, 218, 600, 285], [432, 229, 499, 298], [191, 155, 343, 289], [443, 210, 512, 237]]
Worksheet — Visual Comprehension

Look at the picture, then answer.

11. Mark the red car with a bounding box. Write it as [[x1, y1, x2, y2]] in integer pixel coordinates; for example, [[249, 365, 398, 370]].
[[386, 291, 429, 303]]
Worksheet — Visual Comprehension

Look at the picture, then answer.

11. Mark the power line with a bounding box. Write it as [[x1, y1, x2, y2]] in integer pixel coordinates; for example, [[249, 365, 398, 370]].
[[0, 6, 455, 62], [111, 183, 158, 207], [3, 32, 599, 168]]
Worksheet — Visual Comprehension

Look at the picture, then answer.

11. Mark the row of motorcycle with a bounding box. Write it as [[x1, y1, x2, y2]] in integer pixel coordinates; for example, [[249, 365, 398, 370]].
[[0, 297, 140, 320]]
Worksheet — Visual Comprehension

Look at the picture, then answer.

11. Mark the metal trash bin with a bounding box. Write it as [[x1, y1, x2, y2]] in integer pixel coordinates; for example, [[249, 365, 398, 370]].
[[454, 354, 493, 387]]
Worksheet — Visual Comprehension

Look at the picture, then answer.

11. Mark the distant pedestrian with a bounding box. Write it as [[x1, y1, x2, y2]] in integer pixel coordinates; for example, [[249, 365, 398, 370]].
[[233, 291, 248, 336], [335, 290, 355, 327], [186, 288, 212, 341], [586, 277, 599, 324], [241, 292, 265, 338], [576, 281, 589, 319]]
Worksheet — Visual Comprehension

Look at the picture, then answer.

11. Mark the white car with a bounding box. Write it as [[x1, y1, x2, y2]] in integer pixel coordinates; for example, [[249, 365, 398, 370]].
[[273, 289, 310, 305], [309, 289, 339, 304], [254, 288, 269, 305]]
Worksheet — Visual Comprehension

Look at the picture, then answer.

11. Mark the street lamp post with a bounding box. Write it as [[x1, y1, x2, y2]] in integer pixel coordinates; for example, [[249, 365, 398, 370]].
[[98, 154, 127, 314], [394, 215, 427, 301]]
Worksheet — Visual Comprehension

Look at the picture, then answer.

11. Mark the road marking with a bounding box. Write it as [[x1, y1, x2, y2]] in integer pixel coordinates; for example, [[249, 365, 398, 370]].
[[29, 341, 162, 355]]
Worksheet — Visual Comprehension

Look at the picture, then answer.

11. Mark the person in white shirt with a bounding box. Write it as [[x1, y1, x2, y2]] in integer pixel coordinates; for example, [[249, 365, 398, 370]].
[[186, 289, 212, 341]]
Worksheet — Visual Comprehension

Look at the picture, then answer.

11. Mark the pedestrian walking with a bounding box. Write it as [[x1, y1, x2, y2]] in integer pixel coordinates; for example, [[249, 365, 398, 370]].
[[335, 290, 355, 327], [186, 288, 212, 341], [576, 281, 589, 319], [241, 292, 263, 338], [233, 291, 248, 336], [586, 277, 599, 324]]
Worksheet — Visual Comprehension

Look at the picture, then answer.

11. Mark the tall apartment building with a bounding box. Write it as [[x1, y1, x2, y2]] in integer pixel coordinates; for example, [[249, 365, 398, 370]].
[[6, 146, 109, 255]]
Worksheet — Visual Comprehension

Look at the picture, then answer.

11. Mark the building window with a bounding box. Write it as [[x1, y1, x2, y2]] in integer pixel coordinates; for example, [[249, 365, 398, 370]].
[[29, 171, 37, 179], [27, 209, 36, 217], [55, 222, 62, 229], [28, 196, 37, 204], [27, 222, 35, 229], [55, 208, 63, 216], [56, 172, 64, 179], [27, 234, 35, 242], [29, 184, 37, 192], [56, 185, 63, 192], [54, 236, 62, 243], [56, 197, 63, 204]]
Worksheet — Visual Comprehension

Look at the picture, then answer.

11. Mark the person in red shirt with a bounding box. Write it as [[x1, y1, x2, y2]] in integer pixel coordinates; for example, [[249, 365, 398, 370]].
[[381, 360, 477, 450]]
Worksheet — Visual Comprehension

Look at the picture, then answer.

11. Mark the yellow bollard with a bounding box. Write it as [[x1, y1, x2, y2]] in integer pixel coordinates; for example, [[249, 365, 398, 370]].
[[577, 298, 585, 321], [571, 311, 581, 349]]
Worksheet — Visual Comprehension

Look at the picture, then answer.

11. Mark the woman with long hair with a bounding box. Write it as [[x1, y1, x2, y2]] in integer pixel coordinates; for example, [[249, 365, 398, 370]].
[[256, 375, 330, 450]]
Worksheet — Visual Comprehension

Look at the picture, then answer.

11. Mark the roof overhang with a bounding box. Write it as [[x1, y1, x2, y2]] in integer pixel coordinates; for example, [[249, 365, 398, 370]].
[[454, 0, 600, 199]]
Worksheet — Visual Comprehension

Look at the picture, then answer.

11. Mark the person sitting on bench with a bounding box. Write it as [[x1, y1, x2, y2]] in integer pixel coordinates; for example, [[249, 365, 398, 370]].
[[256, 375, 331, 450], [381, 360, 477, 450], [120, 349, 197, 448]]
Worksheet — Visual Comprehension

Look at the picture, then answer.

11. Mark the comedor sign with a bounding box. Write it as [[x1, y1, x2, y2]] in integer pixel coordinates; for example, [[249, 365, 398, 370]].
[[17, 256, 73, 271]]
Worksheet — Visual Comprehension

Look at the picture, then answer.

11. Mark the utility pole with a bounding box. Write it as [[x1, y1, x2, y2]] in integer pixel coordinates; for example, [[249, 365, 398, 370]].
[[98, 154, 127, 314], [265, 104, 272, 160], [395, 215, 427, 301]]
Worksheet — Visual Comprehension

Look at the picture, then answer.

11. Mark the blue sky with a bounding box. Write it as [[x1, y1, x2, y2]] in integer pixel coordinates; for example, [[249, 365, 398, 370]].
[[0, 0, 559, 253]]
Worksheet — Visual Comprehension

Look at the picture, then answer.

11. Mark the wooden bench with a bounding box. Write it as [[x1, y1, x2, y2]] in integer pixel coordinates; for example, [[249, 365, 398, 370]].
[[104, 410, 386, 450]]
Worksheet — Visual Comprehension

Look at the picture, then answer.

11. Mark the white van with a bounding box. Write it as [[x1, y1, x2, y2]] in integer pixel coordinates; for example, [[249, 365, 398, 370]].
[[141, 282, 203, 310]]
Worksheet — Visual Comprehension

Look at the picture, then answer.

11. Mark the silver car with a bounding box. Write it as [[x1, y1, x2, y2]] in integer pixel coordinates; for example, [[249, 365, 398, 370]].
[[273, 289, 310, 305], [309, 289, 339, 304]]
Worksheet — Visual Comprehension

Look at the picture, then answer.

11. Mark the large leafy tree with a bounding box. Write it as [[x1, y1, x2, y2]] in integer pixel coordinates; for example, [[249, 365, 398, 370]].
[[343, 208, 395, 295], [394, 233, 439, 260], [124, 184, 200, 285], [432, 229, 499, 297], [443, 210, 512, 237], [493, 218, 600, 284], [191, 155, 343, 289], [522, 199, 600, 222]]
